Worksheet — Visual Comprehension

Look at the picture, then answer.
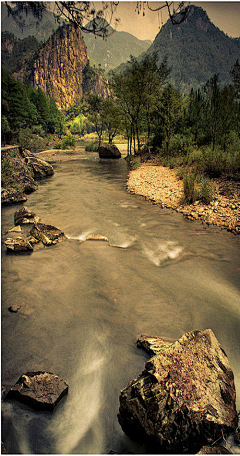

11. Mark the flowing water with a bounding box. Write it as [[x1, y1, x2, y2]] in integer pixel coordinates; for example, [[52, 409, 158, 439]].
[[1, 148, 240, 454]]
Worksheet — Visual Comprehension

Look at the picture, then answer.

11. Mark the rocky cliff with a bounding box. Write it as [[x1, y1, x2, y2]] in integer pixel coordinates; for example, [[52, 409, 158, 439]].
[[30, 23, 108, 109]]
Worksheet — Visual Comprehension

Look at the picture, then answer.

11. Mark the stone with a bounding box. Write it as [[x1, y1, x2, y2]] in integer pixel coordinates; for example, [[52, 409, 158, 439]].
[[85, 234, 109, 242], [1, 441, 7, 454], [14, 206, 39, 225], [8, 304, 22, 313], [4, 236, 35, 253], [20, 149, 54, 179], [8, 225, 22, 233], [197, 445, 232, 454], [118, 329, 238, 454], [137, 335, 173, 356], [30, 223, 66, 246], [6, 371, 68, 411], [99, 143, 121, 159], [1, 187, 27, 205]]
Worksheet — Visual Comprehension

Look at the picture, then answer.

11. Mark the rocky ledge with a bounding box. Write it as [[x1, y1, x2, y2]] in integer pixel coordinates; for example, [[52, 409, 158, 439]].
[[1, 145, 54, 205], [118, 329, 238, 454], [127, 164, 240, 234], [5, 371, 68, 411]]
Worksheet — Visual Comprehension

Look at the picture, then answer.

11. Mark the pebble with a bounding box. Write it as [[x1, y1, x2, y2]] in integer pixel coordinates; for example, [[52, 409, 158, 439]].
[[127, 164, 240, 235]]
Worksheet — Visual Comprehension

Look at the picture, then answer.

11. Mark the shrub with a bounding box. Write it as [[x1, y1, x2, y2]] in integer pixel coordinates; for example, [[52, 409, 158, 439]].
[[199, 176, 216, 204], [85, 141, 99, 152], [132, 157, 141, 170], [183, 173, 199, 204], [18, 128, 47, 153], [53, 135, 76, 150]]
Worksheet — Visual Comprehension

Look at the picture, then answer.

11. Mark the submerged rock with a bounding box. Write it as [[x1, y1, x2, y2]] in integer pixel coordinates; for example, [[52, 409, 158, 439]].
[[6, 371, 68, 411], [14, 206, 39, 225], [118, 329, 238, 454], [30, 223, 66, 246], [99, 143, 121, 159], [85, 234, 109, 242], [8, 304, 22, 313]]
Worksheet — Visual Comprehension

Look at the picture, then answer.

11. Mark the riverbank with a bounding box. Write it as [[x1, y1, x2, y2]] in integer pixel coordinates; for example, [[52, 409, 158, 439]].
[[127, 163, 240, 235]]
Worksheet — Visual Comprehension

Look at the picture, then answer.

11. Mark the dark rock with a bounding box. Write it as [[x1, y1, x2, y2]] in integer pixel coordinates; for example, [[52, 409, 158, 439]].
[[6, 371, 68, 411], [99, 143, 121, 159], [14, 206, 39, 225], [4, 236, 37, 253], [20, 149, 54, 178], [118, 329, 238, 454], [8, 304, 22, 313], [197, 445, 232, 454], [30, 223, 66, 246], [1, 187, 27, 205]]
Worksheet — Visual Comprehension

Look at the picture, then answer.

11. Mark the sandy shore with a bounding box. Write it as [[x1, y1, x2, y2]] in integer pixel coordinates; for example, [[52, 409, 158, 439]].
[[127, 163, 240, 235]]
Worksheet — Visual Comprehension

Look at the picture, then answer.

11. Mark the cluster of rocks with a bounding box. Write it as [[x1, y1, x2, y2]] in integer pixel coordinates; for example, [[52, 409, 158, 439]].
[[4, 206, 66, 253], [127, 164, 240, 234], [118, 329, 239, 454], [1, 145, 54, 205]]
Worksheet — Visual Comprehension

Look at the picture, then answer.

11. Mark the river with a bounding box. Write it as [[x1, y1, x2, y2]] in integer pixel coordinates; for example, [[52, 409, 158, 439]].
[[1, 148, 240, 454]]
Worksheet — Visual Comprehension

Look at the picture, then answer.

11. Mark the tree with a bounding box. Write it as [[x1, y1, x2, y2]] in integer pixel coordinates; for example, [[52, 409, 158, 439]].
[[87, 94, 106, 147], [203, 74, 221, 151], [156, 84, 183, 155], [111, 54, 170, 155], [230, 59, 240, 101], [5, 1, 190, 37], [101, 97, 122, 144]]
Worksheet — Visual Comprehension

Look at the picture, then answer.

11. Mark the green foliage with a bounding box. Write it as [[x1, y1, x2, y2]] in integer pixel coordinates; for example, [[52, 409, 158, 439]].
[[183, 172, 216, 204], [18, 128, 47, 153], [183, 173, 199, 204], [53, 135, 76, 150], [85, 141, 99, 152], [1, 157, 14, 187], [132, 158, 141, 170], [1, 69, 62, 143]]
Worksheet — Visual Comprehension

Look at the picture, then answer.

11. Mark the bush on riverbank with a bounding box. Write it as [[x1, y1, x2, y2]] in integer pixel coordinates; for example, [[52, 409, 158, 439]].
[[85, 141, 99, 152], [183, 172, 216, 204], [53, 135, 76, 150]]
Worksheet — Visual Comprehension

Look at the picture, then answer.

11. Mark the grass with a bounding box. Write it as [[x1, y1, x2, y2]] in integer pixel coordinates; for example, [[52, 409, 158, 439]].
[[85, 141, 99, 152]]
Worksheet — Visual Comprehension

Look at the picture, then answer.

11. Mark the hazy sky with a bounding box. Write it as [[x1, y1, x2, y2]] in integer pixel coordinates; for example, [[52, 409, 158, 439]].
[[113, 1, 240, 41]]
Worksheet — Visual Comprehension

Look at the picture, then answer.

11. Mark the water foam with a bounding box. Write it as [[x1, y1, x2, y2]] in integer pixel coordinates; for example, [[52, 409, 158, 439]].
[[142, 240, 183, 266]]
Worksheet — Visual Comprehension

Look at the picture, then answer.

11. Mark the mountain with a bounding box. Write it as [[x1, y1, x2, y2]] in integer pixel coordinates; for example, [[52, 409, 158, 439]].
[[1, 2, 66, 41], [83, 23, 151, 71], [29, 24, 109, 109], [146, 5, 240, 90], [1, 31, 41, 78]]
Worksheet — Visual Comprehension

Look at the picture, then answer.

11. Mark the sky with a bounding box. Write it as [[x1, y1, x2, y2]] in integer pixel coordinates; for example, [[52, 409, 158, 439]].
[[111, 1, 240, 41]]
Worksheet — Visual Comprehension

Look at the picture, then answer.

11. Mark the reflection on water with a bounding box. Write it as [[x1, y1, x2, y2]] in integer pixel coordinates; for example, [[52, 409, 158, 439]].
[[1, 150, 240, 454]]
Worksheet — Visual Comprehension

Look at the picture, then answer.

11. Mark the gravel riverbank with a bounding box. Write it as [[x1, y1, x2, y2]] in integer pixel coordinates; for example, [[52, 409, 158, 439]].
[[127, 163, 240, 235]]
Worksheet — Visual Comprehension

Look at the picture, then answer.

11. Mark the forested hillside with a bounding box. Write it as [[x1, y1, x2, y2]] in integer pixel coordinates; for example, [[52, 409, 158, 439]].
[[146, 5, 240, 90]]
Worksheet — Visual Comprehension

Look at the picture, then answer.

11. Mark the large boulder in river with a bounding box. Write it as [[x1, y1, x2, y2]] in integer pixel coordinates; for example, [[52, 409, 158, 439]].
[[118, 329, 238, 454], [30, 222, 66, 246], [99, 143, 121, 159], [6, 371, 68, 411]]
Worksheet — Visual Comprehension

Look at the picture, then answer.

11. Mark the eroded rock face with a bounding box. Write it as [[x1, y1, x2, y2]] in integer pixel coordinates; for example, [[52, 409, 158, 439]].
[[99, 144, 121, 159], [30, 223, 66, 246], [6, 371, 68, 411], [118, 329, 238, 454]]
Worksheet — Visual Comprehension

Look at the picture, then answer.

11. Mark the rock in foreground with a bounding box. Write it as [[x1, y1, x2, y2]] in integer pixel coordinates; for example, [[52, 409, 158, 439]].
[[30, 223, 66, 246], [99, 144, 121, 159], [118, 329, 237, 454], [4, 236, 37, 253], [14, 206, 39, 225], [6, 371, 68, 411]]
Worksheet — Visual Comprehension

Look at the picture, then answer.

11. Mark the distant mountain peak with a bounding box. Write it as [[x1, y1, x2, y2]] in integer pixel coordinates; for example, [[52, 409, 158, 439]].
[[147, 4, 240, 90]]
